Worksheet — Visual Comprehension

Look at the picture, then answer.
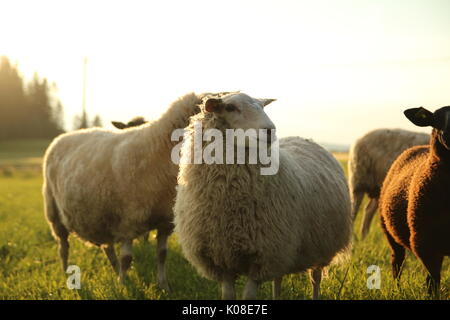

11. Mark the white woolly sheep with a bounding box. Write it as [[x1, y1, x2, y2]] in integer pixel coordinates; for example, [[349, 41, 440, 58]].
[[42, 92, 227, 288], [173, 93, 352, 299], [111, 116, 150, 242], [348, 128, 429, 238]]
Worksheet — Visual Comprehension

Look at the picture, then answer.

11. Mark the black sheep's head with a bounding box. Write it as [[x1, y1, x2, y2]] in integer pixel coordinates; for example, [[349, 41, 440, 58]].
[[404, 106, 450, 150]]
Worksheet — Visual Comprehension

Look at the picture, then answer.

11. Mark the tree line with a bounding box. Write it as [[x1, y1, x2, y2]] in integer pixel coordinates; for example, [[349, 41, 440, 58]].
[[0, 56, 102, 141]]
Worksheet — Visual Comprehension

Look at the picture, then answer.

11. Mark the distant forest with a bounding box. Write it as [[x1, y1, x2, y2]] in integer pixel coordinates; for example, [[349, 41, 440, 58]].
[[0, 56, 101, 141]]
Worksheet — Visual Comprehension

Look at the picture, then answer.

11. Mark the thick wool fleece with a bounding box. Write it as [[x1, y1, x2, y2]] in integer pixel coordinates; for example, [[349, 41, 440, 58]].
[[174, 112, 352, 282], [380, 129, 450, 257], [348, 128, 429, 200], [43, 92, 202, 245]]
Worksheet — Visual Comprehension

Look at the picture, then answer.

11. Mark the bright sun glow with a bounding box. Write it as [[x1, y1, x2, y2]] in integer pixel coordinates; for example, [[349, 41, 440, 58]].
[[2, 0, 450, 144]]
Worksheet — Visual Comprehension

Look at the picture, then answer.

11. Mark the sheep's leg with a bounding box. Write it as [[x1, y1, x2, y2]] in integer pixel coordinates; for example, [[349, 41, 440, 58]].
[[52, 223, 69, 272], [390, 244, 405, 283], [118, 240, 133, 283], [44, 192, 69, 272], [156, 229, 170, 292], [417, 253, 443, 299], [381, 217, 405, 283], [221, 275, 236, 300], [272, 277, 282, 299], [102, 244, 119, 275], [360, 197, 379, 239], [309, 268, 322, 300], [58, 233, 70, 273], [142, 232, 150, 242], [243, 278, 259, 300], [351, 190, 364, 221]]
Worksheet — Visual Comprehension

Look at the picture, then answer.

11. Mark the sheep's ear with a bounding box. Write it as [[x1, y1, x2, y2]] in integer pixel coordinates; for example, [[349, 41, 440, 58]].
[[205, 98, 223, 113], [258, 98, 276, 107], [128, 117, 147, 127], [404, 107, 434, 127], [111, 121, 127, 129]]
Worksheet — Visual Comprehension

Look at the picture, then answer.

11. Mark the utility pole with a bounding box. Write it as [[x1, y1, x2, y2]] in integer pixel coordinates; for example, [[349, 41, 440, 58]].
[[80, 56, 88, 129]]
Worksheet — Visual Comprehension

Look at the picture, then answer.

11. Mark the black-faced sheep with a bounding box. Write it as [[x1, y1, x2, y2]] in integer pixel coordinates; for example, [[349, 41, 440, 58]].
[[42, 92, 224, 289], [348, 128, 429, 238], [173, 93, 352, 299], [379, 106, 450, 297], [111, 116, 148, 129]]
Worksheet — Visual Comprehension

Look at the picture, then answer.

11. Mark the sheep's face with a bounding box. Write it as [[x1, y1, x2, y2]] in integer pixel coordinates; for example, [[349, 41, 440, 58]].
[[404, 106, 450, 149], [112, 117, 147, 129], [203, 93, 276, 143]]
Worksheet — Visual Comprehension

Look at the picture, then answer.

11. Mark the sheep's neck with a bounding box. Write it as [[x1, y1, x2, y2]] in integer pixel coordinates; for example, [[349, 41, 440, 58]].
[[135, 98, 200, 169], [429, 129, 450, 165]]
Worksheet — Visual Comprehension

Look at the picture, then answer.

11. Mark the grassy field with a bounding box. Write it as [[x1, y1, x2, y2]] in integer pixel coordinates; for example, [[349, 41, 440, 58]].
[[0, 139, 448, 300]]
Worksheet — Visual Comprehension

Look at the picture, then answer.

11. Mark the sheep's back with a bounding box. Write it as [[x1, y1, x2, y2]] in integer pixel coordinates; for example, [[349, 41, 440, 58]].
[[43, 127, 168, 244], [348, 128, 430, 197], [278, 137, 352, 268], [379, 145, 429, 248]]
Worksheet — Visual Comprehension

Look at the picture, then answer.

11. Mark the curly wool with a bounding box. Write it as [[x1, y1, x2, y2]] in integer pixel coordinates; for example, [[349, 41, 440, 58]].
[[379, 129, 450, 274], [174, 112, 353, 282]]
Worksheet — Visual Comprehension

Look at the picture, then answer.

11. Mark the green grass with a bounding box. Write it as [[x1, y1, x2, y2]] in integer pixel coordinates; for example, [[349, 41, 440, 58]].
[[0, 142, 448, 300], [0, 139, 50, 162], [0, 139, 50, 178]]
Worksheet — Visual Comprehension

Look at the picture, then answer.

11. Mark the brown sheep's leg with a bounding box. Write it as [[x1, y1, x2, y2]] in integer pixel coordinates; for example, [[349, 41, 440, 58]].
[[118, 240, 133, 283], [272, 277, 282, 299], [380, 216, 405, 283], [102, 244, 119, 275], [417, 253, 443, 299], [388, 239, 406, 282], [360, 197, 379, 239], [309, 268, 322, 300], [156, 229, 170, 292]]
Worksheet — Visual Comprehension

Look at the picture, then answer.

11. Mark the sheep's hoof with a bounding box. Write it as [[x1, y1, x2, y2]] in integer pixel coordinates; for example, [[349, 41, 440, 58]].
[[157, 281, 171, 293], [118, 274, 129, 285]]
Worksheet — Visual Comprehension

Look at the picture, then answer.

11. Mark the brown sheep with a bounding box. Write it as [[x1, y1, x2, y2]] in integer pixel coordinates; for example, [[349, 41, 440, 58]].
[[379, 106, 450, 298], [348, 129, 429, 239]]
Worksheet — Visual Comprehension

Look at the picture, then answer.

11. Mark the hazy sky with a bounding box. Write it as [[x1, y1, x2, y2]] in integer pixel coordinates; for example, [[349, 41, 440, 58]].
[[2, 0, 450, 144]]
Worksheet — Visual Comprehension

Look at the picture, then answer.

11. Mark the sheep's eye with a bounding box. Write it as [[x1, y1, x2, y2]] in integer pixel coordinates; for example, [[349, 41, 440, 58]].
[[225, 104, 237, 112]]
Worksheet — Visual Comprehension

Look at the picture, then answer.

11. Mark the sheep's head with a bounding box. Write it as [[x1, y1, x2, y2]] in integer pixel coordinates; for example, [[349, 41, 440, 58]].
[[203, 93, 276, 133], [112, 116, 147, 129], [404, 106, 450, 149]]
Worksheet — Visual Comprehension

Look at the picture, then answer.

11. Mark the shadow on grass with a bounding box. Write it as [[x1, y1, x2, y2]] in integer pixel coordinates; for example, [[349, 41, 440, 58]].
[[132, 236, 218, 300]]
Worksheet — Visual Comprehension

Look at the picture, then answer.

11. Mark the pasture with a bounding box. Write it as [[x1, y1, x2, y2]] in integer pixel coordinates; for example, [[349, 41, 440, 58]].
[[0, 140, 448, 300]]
